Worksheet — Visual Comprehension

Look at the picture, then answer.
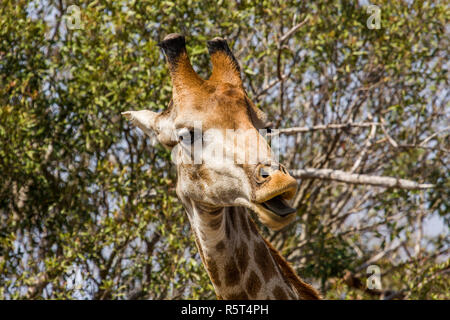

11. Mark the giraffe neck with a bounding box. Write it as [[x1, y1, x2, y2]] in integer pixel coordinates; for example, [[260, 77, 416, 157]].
[[184, 202, 300, 300]]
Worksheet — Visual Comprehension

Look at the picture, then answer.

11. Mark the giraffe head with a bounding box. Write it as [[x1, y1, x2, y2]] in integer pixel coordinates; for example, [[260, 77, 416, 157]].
[[123, 34, 298, 230]]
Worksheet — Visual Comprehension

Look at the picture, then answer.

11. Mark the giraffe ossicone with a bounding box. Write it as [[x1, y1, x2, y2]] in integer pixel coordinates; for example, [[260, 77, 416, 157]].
[[122, 33, 320, 300]]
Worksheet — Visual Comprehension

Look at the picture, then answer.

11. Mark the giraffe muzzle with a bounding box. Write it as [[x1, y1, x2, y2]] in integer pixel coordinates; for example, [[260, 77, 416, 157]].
[[251, 167, 298, 230]]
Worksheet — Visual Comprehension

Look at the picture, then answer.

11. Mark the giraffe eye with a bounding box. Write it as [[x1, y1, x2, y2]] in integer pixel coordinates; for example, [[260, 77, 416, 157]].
[[260, 167, 270, 178], [178, 128, 200, 144]]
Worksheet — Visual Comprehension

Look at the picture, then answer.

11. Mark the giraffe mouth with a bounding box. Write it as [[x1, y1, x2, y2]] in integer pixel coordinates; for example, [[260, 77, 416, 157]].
[[252, 195, 297, 230], [260, 195, 296, 217]]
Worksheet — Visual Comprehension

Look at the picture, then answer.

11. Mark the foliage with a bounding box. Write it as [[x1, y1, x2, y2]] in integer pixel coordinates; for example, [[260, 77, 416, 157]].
[[0, 0, 448, 299]]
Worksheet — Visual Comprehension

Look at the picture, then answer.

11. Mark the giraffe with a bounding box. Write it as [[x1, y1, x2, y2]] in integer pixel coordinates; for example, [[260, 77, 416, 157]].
[[122, 33, 320, 300]]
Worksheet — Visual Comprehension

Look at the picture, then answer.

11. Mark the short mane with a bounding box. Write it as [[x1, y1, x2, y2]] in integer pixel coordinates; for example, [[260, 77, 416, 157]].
[[250, 218, 322, 300]]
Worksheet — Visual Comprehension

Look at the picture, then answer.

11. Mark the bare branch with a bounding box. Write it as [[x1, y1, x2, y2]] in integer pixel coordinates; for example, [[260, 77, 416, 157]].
[[279, 18, 309, 44], [290, 168, 434, 190], [255, 76, 286, 99], [273, 122, 380, 135], [275, 121, 448, 152], [419, 126, 450, 147], [379, 117, 399, 148], [350, 121, 377, 173]]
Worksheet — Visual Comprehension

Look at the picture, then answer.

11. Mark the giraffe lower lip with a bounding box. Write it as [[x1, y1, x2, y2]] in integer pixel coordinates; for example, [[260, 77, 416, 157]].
[[261, 195, 296, 217]]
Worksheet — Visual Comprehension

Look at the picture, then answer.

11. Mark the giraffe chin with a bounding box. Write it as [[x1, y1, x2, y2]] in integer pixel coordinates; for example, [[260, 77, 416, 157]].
[[253, 204, 296, 231]]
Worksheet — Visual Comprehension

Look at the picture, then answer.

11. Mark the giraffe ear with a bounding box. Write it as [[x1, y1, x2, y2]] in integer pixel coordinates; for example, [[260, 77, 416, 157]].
[[122, 110, 158, 137], [122, 110, 177, 148]]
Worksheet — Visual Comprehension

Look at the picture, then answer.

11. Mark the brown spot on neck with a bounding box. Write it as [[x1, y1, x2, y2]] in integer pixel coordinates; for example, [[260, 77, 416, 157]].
[[215, 240, 225, 252], [236, 242, 249, 274], [246, 271, 261, 298], [206, 258, 222, 288], [273, 285, 289, 300], [226, 291, 248, 300], [224, 259, 240, 286], [254, 241, 277, 282]]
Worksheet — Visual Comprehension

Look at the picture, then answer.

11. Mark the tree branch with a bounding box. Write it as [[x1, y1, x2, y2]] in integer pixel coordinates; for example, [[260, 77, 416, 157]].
[[272, 122, 380, 135], [350, 120, 377, 173], [279, 18, 309, 44], [419, 126, 450, 147], [290, 168, 434, 190]]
